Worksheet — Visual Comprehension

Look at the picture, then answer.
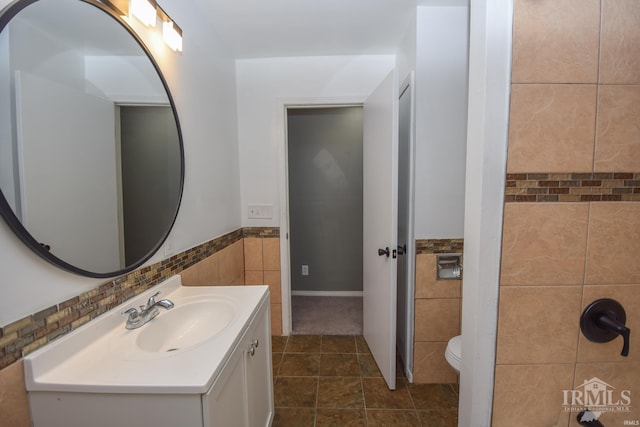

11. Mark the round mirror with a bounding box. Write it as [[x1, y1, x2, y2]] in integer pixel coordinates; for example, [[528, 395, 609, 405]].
[[0, 0, 184, 278]]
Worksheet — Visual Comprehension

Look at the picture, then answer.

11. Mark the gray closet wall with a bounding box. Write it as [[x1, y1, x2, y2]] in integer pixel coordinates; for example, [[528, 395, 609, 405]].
[[288, 107, 363, 292]]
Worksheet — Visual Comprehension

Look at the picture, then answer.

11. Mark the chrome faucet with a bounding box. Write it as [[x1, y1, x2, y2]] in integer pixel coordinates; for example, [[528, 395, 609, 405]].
[[122, 291, 174, 330]]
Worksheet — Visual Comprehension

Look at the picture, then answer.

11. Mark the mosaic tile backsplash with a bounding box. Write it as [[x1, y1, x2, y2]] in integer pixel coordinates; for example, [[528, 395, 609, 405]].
[[415, 239, 464, 255], [0, 227, 279, 371]]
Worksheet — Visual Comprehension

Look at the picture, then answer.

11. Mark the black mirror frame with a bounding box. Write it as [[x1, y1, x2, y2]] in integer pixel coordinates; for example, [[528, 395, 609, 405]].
[[0, 0, 185, 278]]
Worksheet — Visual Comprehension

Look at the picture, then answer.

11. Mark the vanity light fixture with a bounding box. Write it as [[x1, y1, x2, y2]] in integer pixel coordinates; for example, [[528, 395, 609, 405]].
[[162, 20, 183, 52], [102, 0, 182, 52], [130, 0, 157, 26], [157, 6, 183, 52], [102, 0, 129, 17]]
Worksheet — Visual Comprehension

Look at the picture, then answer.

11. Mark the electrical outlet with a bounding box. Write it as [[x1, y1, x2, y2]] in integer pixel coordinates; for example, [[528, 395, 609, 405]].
[[301, 265, 309, 276]]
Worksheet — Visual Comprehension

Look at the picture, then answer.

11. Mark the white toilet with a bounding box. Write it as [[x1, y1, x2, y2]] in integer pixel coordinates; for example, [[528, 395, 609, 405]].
[[445, 335, 462, 373]]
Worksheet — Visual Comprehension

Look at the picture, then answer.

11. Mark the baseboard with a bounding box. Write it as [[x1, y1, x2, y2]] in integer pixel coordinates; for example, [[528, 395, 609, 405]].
[[291, 290, 363, 297]]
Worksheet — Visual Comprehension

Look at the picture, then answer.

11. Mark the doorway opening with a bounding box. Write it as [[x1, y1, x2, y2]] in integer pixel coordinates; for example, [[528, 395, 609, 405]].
[[286, 106, 364, 335], [116, 105, 180, 266]]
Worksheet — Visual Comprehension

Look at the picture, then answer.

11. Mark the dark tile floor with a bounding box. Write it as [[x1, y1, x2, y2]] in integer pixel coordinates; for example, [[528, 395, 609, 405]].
[[271, 335, 459, 427]]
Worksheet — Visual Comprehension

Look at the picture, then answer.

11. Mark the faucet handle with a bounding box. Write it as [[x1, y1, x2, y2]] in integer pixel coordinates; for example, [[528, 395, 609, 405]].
[[146, 291, 161, 308], [122, 307, 140, 320], [581, 298, 631, 357]]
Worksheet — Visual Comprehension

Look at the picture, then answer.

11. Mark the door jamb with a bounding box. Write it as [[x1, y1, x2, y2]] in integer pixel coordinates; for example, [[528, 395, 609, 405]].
[[398, 71, 416, 382]]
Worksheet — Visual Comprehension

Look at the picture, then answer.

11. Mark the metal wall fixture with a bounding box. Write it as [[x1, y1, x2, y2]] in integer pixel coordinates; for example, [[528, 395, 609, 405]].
[[102, 0, 183, 52], [436, 254, 463, 280], [580, 298, 631, 357]]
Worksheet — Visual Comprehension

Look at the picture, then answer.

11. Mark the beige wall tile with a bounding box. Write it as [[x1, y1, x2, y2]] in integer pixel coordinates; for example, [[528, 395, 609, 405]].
[[264, 270, 282, 304], [507, 84, 597, 173], [496, 286, 582, 364], [492, 364, 573, 427], [595, 85, 640, 171], [243, 238, 263, 271], [512, 0, 600, 83], [501, 203, 589, 286], [414, 299, 461, 342], [263, 238, 281, 271], [413, 342, 458, 384], [498, 0, 640, 423], [570, 363, 640, 426], [586, 203, 640, 284], [415, 254, 461, 299], [245, 270, 264, 286], [599, 0, 640, 84], [218, 240, 245, 285], [181, 253, 220, 286], [578, 285, 640, 363], [271, 303, 282, 335], [0, 361, 31, 427], [180, 262, 200, 285]]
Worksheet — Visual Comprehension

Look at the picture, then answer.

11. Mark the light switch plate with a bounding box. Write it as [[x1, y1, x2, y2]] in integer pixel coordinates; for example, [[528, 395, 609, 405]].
[[163, 238, 173, 257], [248, 204, 273, 219]]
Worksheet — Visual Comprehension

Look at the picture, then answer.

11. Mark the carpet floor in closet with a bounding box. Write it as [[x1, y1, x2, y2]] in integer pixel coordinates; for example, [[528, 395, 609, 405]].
[[291, 296, 363, 335]]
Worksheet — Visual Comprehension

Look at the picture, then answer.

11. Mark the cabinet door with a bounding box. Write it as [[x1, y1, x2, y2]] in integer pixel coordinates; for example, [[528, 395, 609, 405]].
[[203, 342, 248, 427], [245, 303, 274, 427]]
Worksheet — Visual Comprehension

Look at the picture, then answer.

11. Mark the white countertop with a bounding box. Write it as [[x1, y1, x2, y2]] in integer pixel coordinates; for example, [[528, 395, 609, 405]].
[[23, 276, 269, 394]]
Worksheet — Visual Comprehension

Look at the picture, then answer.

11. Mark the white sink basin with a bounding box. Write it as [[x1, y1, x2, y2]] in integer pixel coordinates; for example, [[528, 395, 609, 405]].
[[136, 299, 235, 353], [23, 276, 269, 394]]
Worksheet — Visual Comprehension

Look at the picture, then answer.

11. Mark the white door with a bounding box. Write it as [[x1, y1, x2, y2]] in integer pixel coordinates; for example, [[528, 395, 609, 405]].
[[16, 71, 120, 272], [363, 71, 398, 390]]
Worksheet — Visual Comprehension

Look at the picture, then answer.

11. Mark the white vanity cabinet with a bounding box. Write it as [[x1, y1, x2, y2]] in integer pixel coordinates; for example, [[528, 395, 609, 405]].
[[203, 295, 274, 427], [245, 300, 274, 427], [25, 280, 274, 427]]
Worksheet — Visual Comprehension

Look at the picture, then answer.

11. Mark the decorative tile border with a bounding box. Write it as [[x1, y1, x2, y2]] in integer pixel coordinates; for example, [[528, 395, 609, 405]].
[[505, 173, 640, 202], [416, 239, 464, 255], [0, 227, 276, 371], [242, 227, 280, 238]]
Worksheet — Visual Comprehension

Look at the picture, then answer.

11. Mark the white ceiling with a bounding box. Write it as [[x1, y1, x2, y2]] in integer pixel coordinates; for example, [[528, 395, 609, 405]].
[[192, 0, 468, 59]]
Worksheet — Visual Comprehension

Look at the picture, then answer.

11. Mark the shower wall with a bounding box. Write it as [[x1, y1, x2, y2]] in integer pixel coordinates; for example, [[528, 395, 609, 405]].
[[492, 0, 640, 425]]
